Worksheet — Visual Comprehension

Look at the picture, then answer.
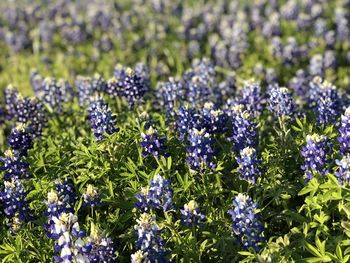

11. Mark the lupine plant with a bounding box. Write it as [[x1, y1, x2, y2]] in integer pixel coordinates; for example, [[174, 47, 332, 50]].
[[0, 0, 350, 262]]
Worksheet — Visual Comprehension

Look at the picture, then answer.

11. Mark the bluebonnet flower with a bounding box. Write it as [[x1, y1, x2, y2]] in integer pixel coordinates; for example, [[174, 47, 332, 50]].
[[156, 78, 183, 118], [82, 224, 116, 262], [180, 200, 206, 227], [201, 102, 228, 134], [238, 82, 264, 118], [140, 126, 167, 158], [186, 128, 216, 172], [0, 178, 33, 231], [309, 54, 324, 77], [113, 63, 127, 80], [229, 105, 257, 152], [76, 76, 94, 106], [1, 149, 30, 180], [301, 134, 330, 182], [106, 77, 124, 98], [308, 77, 342, 125], [181, 59, 214, 106], [267, 86, 295, 118], [335, 155, 350, 185], [229, 193, 264, 251], [88, 98, 118, 141], [50, 213, 87, 263], [91, 73, 107, 94], [44, 179, 77, 237], [213, 75, 236, 105], [134, 62, 151, 92], [122, 68, 148, 105], [134, 213, 168, 262], [8, 123, 33, 155], [135, 174, 173, 212], [185, 75, 211, 106], [289, 69, 309, 98], [55, 179, 77, 213], [176, 105, 200, 142], [4, 87, 47, 138], [4, 85, 18, 120], [131, 250, 149, 263], [236, 147, 262, 184], [324, 50, 337, 70], [82, 184, 101, 208], [35, 77, 70, 112], [338, 107, 350, 155]]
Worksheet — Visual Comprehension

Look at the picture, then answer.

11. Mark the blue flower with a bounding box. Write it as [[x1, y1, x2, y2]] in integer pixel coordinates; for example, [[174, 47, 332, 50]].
[[228, 105, 257, 152], [51, 213, 87, 263], [186, 128, 216, 172], [301, 134, 330, 182], [140, 126, 168, 158], [88, 98, 118, 141], [131, 250, 150, 263], [180, 200, 206, 227], [31, 75, 74, 112], [201, 102, 228, 134], [267, 86, 295, 118], [156, 78, 183, 118], [236, 147, 262, 184], [4, 85, 18, 120], [82, 224, 116, 262], [0, 149, 30, 180], [82, 184, 101, 208], [122, 68, 148, 105], [335, 154, 350, 185], [134, 213, 169, 262], [229, 193, 264, 251], [338, 107, 350, 155], [4, 87, 47, 138], [308, 77, 342, 125], [136, 174, 173, 213], [289, 69, 309, 98], [8, 123, 33, 155], [0, 178, 33, 232], [181, 59, 214, 106], [238, 82, 265, 117], [176, 105, 200, 142], [44, 179, 76, 238]]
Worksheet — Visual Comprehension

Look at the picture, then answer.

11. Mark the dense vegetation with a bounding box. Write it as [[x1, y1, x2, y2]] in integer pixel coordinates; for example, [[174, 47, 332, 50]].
[[0, 0, 350, 262]]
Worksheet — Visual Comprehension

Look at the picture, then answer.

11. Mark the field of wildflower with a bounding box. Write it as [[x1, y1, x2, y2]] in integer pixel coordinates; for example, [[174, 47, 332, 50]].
[[0, 0, 350, 262]]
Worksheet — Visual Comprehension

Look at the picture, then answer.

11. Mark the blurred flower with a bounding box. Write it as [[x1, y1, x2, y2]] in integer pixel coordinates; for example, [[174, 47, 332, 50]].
[[308, 77, 342, 125], [338, 107, 350, 155], [238, 82, 264, 118], [267, 86, 295, 118]]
